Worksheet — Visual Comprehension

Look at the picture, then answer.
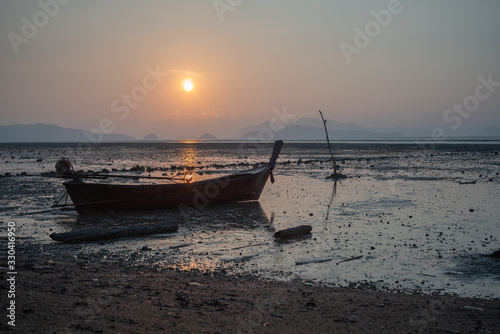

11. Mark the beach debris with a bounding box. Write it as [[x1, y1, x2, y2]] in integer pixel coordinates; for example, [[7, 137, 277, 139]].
[[489, 249, 500, 258], [169, 243, 194, 250], [296, 258, 334, 266], [304, 300, 318, 308], [417, 272, 437, 278], [274, 225, 312, 239], [231, 243, 267, 250], [336, 255, 363, 265], [459, 180, 476, 185], [55, 157, 74, 176], [326, 172, 347, 179], [463, 306, 484, 311], [50, 225, 178, 243], [223, 254, 258, 262], [187, 282, 204, 287], [83, 266, 97, 272]]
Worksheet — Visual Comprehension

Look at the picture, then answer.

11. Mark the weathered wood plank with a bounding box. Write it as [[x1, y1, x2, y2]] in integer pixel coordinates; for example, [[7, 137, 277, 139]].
[[274, 225, 312, 239], [50, 225, 178, 243]]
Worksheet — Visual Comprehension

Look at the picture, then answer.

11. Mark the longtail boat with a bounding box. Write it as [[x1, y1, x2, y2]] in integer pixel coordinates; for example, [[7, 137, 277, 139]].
[[57, 140, 283, 214]]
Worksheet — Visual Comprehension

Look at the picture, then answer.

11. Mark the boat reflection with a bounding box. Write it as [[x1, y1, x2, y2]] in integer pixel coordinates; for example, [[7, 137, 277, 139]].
[[59, 201, 270, 233], [180, 201, 271, 230]]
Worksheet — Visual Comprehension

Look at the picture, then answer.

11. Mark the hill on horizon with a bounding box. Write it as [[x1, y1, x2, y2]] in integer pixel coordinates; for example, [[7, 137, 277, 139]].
[[1, 122, 499, 142], [199, 133, 217, 140], [239, 118, 500, 140], [240, 118, 405, 140], [0, 123, 135, 143]]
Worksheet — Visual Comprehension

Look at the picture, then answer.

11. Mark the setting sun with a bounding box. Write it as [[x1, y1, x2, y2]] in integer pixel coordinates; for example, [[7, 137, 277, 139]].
[[183, 79, 193, 91]]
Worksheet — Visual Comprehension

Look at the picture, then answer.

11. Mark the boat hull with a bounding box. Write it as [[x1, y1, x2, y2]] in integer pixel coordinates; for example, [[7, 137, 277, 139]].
[[64, 166, 272, 214]]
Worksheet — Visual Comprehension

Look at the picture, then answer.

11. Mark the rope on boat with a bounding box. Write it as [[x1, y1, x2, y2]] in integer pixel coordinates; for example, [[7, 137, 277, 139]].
[[51, 190, 70, 208], [268, 161, 276, 183]]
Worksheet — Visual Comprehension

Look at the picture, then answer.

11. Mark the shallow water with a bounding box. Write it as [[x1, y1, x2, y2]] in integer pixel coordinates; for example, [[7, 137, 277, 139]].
[[1, 141, 499, 298]]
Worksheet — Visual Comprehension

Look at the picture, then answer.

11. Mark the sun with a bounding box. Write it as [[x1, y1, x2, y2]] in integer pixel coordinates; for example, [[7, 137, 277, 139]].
[[183, 79, 193, 91]]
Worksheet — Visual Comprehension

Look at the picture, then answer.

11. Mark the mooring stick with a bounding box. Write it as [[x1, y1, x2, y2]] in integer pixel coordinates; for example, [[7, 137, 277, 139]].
[[319, 110, 337, 175]]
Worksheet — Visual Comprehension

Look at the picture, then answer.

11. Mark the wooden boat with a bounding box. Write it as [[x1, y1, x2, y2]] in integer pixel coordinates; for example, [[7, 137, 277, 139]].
[[61, 140, 283, 214]]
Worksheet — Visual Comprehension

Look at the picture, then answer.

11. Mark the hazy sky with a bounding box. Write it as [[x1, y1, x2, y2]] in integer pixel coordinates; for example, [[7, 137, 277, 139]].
[[1, 0, 499, 139]]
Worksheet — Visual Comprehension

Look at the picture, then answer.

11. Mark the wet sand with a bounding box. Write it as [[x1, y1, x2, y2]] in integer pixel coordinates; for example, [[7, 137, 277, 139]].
[[2, 141, 500, 332], [6, 258, 500, 333], [5, 173, 499, 299]]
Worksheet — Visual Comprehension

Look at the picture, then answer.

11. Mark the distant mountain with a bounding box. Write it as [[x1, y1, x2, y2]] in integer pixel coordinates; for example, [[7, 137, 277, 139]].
[[238, 121, 271, 138], [369, 126, 429, 137], [142, 133, 159, 141], [475, 126, 500, 137], [0, 123, 135, 142], [240, 118, 405, 140], [199, 133, 217, 140], [296, 117, 365, 132]]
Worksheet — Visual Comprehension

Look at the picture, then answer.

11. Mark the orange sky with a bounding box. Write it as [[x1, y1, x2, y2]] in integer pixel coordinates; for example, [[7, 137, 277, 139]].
[[1, 1, 499, 139]]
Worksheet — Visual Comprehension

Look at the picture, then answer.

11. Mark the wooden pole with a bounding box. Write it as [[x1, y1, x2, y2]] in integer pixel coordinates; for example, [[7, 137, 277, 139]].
[[319, 110, 338, 175]]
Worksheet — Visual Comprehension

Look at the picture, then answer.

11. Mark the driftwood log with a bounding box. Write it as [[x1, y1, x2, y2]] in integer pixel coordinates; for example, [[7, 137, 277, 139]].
[[50, 225, 178, 243], [274, 225, 312, 239], [490, 249, 500, 258], [296, 258, 334, 266]]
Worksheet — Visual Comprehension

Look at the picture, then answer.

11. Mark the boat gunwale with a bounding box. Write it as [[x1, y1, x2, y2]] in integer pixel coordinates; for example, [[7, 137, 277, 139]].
[[63, 165, 271, 189]]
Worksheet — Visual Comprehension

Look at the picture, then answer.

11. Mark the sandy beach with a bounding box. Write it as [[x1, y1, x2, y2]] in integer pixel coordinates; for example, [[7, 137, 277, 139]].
[[3, 243, 499, 333]]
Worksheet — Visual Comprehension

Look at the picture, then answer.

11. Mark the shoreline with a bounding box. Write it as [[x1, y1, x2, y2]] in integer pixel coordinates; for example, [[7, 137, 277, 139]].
[[4, 258, 499, 333]]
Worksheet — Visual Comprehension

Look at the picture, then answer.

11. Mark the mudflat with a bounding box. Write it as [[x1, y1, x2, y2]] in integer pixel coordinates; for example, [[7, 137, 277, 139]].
[[5, 259, 499, 333]]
